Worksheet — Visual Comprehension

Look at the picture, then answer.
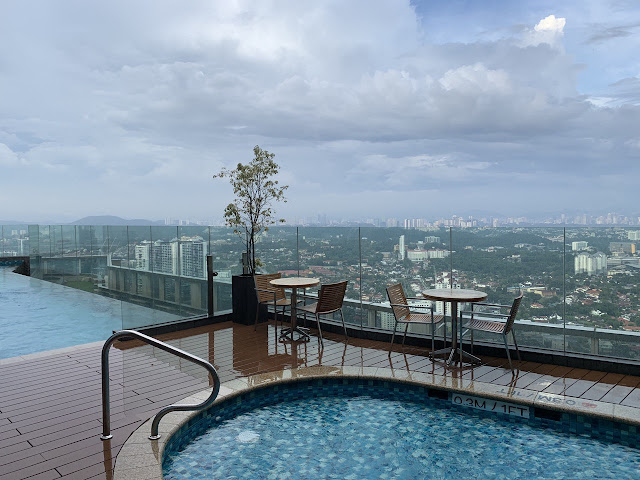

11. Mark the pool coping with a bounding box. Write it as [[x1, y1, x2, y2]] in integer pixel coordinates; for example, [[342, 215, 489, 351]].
[[113, 365, 640, 480]]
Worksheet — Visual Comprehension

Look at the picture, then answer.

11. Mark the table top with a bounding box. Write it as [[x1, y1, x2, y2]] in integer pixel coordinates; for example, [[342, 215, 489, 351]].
[[270, 277, 320, 289], [421, 288, 487, 303]]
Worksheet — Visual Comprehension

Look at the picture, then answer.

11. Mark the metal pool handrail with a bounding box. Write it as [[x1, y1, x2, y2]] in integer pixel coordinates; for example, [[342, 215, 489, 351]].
[[100, 329, 220, 441]]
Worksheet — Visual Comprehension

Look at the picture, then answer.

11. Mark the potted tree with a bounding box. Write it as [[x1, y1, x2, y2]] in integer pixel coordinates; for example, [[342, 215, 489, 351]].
[[214, 145, 288, 324]]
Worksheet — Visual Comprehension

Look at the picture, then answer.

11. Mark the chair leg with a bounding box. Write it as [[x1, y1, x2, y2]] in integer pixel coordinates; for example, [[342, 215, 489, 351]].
[[503, 335, 513, 373], [470, 330, 474, 355], [390, 320, 398, 351], [316, 314, 324, 346], [431, 320, 435, 352], [340, 309, 348, 340], [273, 305, 279, 331], [402, 323, 409, 348], [512, 330, 521, 362], [459, 313, 463, 365]]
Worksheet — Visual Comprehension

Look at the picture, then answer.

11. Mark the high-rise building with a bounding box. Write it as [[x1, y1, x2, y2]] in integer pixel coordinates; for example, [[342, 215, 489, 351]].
[[575, 252, 607, 275], [571, 241, 588, 251], [135, 241, 151, 271], [628, 231, 640, 241], [179, 236, 207, 278], [152, 240, 179, 275], [398, 235, 405, 260]]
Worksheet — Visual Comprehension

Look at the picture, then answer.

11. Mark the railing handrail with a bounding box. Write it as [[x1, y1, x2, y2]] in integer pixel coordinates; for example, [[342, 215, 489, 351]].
[[100, 329, 220, 441]]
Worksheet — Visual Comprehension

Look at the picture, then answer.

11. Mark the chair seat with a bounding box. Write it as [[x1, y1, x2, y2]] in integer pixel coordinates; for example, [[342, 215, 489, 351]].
[[274, 298, 293, 307], [298, 302, 317, 314], [401, 312, 445, 324], [464, 318, 505, 333]]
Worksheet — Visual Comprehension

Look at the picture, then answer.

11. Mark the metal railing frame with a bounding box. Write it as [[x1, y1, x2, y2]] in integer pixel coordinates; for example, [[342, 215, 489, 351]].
[[100, 329, 220, 441]]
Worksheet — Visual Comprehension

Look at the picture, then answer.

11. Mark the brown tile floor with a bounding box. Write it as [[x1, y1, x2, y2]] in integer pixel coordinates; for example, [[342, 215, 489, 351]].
[[1, 320, 639, 479]]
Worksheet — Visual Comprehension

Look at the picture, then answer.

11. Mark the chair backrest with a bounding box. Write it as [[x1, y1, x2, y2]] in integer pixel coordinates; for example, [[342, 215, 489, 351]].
[[386, 283, 409, 322], [503, 294, 523, 334], [254, 273, 285, 303], [316, 281, 348, 314]]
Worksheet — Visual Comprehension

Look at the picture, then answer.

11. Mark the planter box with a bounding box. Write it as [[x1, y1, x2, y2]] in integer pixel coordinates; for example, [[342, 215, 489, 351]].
[[232, 274, 259, 325]]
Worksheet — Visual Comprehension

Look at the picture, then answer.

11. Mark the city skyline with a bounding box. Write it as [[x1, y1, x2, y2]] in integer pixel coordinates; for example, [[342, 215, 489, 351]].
[[2, 1, 640, 222], [5, 208, 640, 228]]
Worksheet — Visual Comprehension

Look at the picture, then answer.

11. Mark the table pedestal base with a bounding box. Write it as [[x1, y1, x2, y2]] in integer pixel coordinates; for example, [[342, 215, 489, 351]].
[[279, 326, 310, 342], [430, 347, 482, 366]]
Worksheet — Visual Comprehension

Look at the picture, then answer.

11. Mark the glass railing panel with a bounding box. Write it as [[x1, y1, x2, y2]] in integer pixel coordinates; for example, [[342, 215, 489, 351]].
[[565, 227, 640, 359], [90, 226, 109, 289], [105, 225, 129, 267], [254, 226, 298, 274], [50, 225, 62, 258], [297, 227, 361, 326], [60, 225, 97, 293], [41, 225, 64, 281], [450, 227, 565, 351], [103, 225, 129, 330], [177, 226, 210, 317], [208, 226, 244, 312], [126, 225, 155, 309], [0, 224, 29, 257], [27, 225, 42, 278], [119, 225, 185, 330], [53, 225, 77, 283], [39, 225, 52, 278], [358, 226, 440, 333]]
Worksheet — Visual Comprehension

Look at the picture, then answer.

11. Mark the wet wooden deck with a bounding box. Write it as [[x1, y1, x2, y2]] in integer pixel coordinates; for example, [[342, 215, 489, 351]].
[[1, 320, 639, 479]]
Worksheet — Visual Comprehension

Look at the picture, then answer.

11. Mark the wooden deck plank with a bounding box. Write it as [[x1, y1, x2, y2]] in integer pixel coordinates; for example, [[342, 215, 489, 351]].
[[0, 320, 638, 480]]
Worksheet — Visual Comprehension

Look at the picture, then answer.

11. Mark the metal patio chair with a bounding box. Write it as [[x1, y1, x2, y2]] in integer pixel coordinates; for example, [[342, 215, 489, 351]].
[[460, 293, 524, 373], [386, 283, 446, 352], [299, 280, 348, 346], [254, 273, 296, 331]]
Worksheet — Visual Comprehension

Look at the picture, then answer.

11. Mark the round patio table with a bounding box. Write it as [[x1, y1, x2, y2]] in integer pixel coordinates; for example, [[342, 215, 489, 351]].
[[270, 277, 320, 341], [421, 288, 487, 366]]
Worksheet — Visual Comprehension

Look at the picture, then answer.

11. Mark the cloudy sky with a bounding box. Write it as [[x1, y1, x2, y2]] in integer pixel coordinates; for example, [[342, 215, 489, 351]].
[[1, 0, 639, 223]]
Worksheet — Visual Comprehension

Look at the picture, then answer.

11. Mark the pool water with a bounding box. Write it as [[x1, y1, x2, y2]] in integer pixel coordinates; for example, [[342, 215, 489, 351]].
[[163, 382, 639, 480], [0, 266, 122, 359]]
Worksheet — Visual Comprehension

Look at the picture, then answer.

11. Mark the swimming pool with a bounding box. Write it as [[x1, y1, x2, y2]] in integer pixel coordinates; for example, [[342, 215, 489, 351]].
[[0, 266, 125, 359], [162, 379, 640, 479]]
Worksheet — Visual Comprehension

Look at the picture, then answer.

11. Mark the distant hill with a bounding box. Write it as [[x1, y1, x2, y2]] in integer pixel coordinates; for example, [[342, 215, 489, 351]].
[[0, 220, 29, 225], [70, 216, 164, 226]]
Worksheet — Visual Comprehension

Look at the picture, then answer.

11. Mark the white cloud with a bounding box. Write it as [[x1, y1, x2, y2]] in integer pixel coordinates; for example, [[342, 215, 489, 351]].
[[522, 14, 566, 48], [535, 15, 566, 33]]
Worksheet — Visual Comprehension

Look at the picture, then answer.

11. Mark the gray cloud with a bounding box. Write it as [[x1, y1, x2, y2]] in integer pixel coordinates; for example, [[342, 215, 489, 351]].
[[1, 0, 639, 221], [585, 23, 640, 44]]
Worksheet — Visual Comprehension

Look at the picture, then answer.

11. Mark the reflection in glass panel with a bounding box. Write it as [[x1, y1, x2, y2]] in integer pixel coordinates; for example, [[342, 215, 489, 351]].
[[565, 227, 640, 360]]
